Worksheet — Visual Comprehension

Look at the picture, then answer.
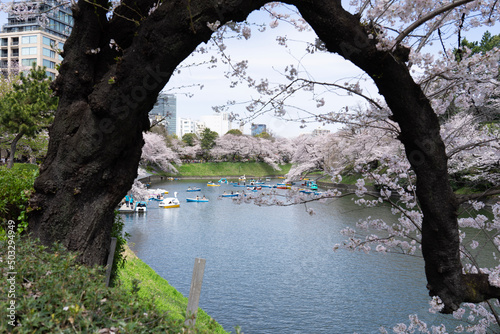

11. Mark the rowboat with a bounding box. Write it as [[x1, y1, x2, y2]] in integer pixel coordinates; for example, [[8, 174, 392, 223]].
[[186, 197, 209, 202], [186, 187, 201, 192], [221, 192, 239, 197], [148, 188, 168, 201]]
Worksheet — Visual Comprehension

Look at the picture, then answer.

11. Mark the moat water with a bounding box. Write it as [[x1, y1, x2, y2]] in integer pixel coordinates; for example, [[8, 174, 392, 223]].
[[123, 179, 460, 333]]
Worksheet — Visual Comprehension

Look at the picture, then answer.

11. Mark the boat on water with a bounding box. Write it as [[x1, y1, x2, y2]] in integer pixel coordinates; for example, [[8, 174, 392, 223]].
[[207, 181, 221, 187], [186, 197, 209, 202], [135, 201, 147, 212], [221, 191, 239, 197], [118, 202, 135, 213], [239, 175, 246, 181], [148, 188, 169, 201], [159, 192, 180, 208], [221, 193, 239, 197], [186, 187, 202, 192], [218, 178, 228, 184]]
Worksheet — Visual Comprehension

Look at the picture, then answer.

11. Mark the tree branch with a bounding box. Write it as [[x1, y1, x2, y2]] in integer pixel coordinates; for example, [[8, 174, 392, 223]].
[[455, 187, 500, 204], [393, 0, 475, 48], [447, 138, 499, 158]]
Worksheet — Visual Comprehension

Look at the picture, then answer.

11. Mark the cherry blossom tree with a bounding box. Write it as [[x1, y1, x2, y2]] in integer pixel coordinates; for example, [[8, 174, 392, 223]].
[[140, 132, 181, 173], [209, 133, 290, 169], [16, 0, 500, 321]]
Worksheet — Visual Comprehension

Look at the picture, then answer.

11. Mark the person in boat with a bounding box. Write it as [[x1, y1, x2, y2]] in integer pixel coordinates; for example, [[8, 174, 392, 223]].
[[202, 195, 207, 200], [196, 195, 200, 200], [188, 186, 192, 190], [223, 191, 227, 195]]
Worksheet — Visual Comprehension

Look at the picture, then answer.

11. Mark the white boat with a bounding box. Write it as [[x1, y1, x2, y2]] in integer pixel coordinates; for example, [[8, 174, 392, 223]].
[[150, 188, 169, 194], [118, 202, 135, 213], [159, 192, 180, 208], [135, 201, 147, 212]]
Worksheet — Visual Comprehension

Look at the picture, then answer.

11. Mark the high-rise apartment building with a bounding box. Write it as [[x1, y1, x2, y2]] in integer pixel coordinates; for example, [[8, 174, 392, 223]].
[[0, 0, 73, 78], [149, 93, 177, 136], [251, 123, 267, 136]]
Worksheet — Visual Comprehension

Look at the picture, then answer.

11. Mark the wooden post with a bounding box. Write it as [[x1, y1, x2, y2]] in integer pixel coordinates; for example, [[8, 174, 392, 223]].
[[105, 237, 117, 287], [185, 258, 206, 328]]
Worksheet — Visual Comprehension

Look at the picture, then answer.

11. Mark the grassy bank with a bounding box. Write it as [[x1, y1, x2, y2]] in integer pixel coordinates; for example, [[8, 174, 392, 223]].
[[159, 162, 291, 178], [0, 236, 228, 333], [118, 245, 227, 333]]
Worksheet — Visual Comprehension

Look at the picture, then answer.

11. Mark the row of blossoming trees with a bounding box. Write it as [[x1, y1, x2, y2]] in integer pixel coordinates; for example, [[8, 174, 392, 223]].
[[140, 130, 300, 172]]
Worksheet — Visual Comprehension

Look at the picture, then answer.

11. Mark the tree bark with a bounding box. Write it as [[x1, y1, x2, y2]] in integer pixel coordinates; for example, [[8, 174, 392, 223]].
[[28, 0, 268, 266], [7, 131, 24, 169]]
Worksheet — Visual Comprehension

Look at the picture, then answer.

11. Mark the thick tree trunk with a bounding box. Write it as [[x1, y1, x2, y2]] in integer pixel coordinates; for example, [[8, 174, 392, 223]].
[[28, 0, 267, 266], [7, 131, 24, 169]]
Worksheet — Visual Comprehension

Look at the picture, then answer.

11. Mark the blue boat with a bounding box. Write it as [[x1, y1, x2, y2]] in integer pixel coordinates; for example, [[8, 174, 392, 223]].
[[186, 197, 209, 202], [186, 187, 201, 192], [221, 193, 239, 197]]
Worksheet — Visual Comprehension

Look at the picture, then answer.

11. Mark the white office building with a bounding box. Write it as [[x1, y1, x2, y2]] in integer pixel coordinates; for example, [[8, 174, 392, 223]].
[[312, 127, 331, 136], [200, 113, 231, 136], [179, 117, 207, 138]]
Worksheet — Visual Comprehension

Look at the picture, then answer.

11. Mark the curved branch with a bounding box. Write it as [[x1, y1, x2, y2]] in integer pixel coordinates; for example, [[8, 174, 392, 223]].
[[456, 187, 500, 204], [447, 138, 499, 158], [393, 0, 475, 48]]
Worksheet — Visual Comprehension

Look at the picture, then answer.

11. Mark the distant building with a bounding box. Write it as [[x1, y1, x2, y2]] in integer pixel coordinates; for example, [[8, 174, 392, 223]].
[[149, 93, 177, 136], [200, 113, 231, 136], [179, 117, 205, 138], [0, 0, 73, 78], [312, 127, 331, 136], [251, 123, 267, 136]]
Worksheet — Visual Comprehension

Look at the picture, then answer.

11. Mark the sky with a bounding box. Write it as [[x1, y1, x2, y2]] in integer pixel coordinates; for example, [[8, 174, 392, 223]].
[[0, 3, 495, 138], [163, 7, 372, 138]]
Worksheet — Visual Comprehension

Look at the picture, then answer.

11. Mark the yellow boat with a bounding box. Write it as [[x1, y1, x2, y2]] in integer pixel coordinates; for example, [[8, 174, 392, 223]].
[[207, 182, 220, 187]]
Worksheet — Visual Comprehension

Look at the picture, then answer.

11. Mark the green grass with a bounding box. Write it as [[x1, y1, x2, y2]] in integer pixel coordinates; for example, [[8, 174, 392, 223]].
[[162, 162, 291, 178], [118, 245, 228, 333], [0, 237, 228, 333], [11, 163, 39, 172]]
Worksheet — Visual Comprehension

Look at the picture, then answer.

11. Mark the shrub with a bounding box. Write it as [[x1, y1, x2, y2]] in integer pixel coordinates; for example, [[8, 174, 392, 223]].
[[0, 237, 216, 333], [0, 165, 38, 236]]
